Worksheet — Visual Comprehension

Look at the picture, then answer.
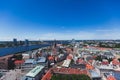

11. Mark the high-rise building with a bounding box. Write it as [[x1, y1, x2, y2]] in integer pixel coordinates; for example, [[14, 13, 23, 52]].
[[13, 38, 17, 46], [72, 39, 75, 43], [25, 39, 29, 46]]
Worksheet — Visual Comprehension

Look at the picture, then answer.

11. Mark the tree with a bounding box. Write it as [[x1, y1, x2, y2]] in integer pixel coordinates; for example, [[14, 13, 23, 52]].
[[95, 56, 102, 62], [108, 58, 113, 63], [70, 59, 74, 64], [118, 58, 120, 62], [8, 58, 15, 70], [14, 54, 23, 60], [51, 74, 91, 80]]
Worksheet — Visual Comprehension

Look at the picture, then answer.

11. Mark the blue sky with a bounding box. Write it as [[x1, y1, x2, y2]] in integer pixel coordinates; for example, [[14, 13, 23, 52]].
[[0, 0, 120, 40]]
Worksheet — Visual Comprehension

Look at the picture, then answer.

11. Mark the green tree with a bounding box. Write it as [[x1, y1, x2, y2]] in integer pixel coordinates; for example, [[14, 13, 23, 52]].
[[118, 58, 120, 62], [95, 56, 102, 62], [51, 74, 91, 80], [108, 58, 113, 63]]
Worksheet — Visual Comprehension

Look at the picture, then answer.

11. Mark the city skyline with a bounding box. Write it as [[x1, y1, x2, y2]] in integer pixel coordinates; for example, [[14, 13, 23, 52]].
[[0, 0, 120, 40]]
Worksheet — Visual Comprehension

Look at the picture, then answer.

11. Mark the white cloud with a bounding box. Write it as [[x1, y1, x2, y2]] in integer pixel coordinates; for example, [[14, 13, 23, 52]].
[[96, 30, 113, 32], [0, 28, 120, 40], [40, 31, 95, 40], [0, 16, 120, 40], [39, 29, 120, 40]]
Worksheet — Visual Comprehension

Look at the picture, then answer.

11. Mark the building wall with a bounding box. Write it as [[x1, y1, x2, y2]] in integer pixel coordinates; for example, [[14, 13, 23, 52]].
[[0, 58, 8, 69]]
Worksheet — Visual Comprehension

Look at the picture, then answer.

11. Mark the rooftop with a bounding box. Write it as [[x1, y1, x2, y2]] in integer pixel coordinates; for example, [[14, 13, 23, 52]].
[[37, 57, 46, 63], [107, 75, 116, 80], [52, 68, 89, 75], [24, 59, 36, 64], [26, 65, 45, 77], [89, 70, 101, 78]]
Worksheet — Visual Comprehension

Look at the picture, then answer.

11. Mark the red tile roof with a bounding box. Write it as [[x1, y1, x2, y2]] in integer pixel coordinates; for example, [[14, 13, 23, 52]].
[[94, 47, 112, 50], [48, 56, 54, 60], [14, 60, 24, 64], [52, 68, 89, 75], [41, 68, 90, 80], [107, 75, 116, 80], [112, 59, 119, 65], [41, 69, 52, 80], [86, 64, 94, 70], [83, 47, 112, 51], [101, 61, 109, 65]]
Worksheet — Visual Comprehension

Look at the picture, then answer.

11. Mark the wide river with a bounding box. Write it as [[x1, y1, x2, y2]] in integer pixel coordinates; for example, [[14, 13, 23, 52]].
[[0, 44, 50, 56]]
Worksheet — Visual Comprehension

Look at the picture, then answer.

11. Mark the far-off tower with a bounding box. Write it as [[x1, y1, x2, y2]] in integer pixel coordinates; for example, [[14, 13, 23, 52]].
[[25, 39, 29, 46], [13, 38, 17, 46]]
